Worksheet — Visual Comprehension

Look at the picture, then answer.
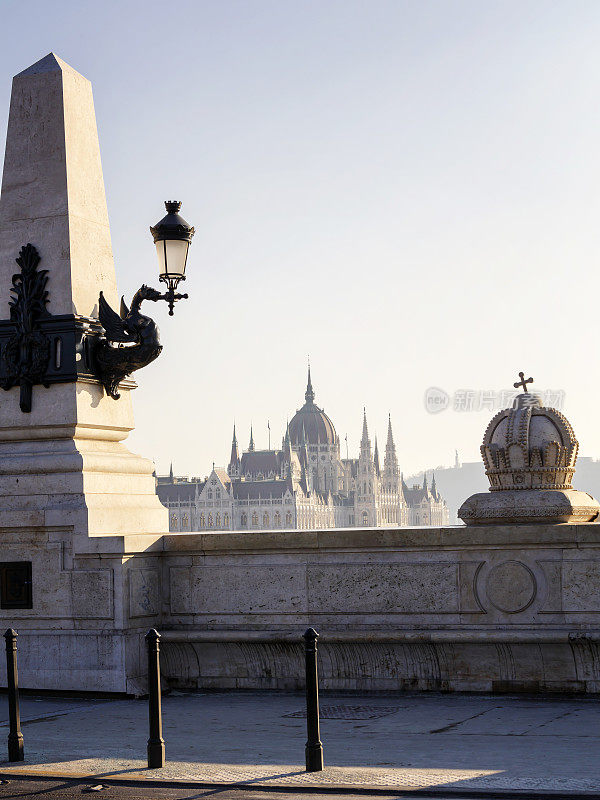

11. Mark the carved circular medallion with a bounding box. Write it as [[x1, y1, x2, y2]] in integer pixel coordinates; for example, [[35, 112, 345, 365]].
[[486, 560, 536, 613]]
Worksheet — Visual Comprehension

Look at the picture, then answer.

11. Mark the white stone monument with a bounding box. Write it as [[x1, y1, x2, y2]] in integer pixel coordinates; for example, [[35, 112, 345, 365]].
[[0, 54, 168, 692], [459, 375, 600, 525]]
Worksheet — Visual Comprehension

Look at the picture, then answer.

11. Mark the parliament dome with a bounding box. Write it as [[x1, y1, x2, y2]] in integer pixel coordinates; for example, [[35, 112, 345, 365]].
[[288, 369, 338, 447]]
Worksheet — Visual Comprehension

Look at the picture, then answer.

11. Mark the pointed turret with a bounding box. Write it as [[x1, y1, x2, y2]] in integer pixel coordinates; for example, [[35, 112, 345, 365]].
[[360, 408, 371, 455], [299, 422, 312, 493], [283, 422, 294, 477], [358, 408, 374, 494], [228, 424, 240, 476], [169, 462, 174, 482], [374, 437, 381, 477], [299, 421, 310, 467], [305, 363, 315, 405], [423, 471, 428, 491], [248, 425, 255, 452], [431, 471, 438, 501], [384, 414, 399, 478]]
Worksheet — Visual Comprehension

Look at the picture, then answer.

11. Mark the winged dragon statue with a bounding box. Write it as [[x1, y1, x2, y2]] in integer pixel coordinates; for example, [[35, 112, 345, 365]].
[[95, 285, 164, 399]]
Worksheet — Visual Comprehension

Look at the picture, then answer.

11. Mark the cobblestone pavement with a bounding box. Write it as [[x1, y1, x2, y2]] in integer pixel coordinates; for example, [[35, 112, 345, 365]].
[[1, 692, 600, 794], [0, 777, 415, 800]]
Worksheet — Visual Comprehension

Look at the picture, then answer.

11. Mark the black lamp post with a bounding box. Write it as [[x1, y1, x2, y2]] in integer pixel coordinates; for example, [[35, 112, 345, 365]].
[[150, 201, 195, 315]]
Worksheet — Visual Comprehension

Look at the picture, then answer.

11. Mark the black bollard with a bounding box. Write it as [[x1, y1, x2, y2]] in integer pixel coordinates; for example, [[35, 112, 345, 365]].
[[303, 627, 324, 772], [145, 629, 165, 768], [4, 629, 24, 762]]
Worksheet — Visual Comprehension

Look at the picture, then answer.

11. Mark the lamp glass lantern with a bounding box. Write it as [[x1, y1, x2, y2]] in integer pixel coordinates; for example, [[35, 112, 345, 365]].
[[150, 201, 195, 291]]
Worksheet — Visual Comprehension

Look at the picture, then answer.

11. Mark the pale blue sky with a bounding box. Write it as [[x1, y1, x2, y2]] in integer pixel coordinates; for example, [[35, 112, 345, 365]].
[[1, 0, 600, 476]]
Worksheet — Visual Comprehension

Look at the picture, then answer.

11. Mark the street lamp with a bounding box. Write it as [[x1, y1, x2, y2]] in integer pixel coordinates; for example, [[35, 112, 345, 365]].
[[92, 200, 196, 399], [150, 201, 196, 315]]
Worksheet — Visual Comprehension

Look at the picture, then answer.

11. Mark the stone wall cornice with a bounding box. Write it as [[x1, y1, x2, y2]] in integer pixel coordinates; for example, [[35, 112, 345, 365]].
[[161, 523, 600, 556]]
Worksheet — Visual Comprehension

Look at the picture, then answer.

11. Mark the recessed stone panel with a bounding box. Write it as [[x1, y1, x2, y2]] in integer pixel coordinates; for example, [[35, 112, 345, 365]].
[[129, 568, 159, 618], [307, 562, 458, 613], [170, 567, 192, 614], [563, 561, 600, 611], [191, 565, 307, 614], [71, 570, 113, 619]]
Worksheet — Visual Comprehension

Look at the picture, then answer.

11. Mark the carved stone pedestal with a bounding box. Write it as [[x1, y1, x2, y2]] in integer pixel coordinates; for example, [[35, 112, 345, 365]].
[[0, 54, 168, 692]]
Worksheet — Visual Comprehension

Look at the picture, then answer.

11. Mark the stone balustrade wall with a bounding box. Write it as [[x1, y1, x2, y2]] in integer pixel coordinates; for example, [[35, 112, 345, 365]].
[[158, 524, 600, 693]]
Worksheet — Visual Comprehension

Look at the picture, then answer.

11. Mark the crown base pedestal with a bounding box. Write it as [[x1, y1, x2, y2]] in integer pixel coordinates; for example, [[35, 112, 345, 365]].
[[459, 488, 600, 525]]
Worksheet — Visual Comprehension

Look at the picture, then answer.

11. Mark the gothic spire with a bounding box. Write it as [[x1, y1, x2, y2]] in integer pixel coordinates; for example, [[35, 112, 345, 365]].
[[298, 421, 309, 470], [169, 462, 173, 481], [229, 423, 240, 471], [423, 471, 428, 491], [359, 407, 372, 462], [361, 408, 369, 447], [374, 437, 380, 477], [283, 421, 293, 468], [384, 413, 399, 476], [249, 425, 255, 452], [305, 362, 315, 405], [431, 471, 438, 500]]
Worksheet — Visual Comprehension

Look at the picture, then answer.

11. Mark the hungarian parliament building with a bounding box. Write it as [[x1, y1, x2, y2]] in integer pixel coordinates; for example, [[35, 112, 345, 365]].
[[157, 370, 449, 531]]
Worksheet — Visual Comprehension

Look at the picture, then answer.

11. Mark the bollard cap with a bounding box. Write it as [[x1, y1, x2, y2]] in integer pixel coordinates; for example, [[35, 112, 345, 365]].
[[303, 627, 319, 641], [3, 629, 17, 640], [145, 628, 161, 642]]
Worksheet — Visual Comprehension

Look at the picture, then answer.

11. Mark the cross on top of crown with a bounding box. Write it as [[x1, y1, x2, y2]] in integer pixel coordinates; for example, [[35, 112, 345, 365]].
[[514, 372, 534, 393]]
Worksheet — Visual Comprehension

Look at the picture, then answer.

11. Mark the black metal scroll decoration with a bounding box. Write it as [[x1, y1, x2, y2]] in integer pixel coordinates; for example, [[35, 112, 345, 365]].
[[0, 244, 51, 412]]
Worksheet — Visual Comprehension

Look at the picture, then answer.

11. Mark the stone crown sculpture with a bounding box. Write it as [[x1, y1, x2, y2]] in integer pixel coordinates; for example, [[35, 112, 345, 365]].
[[483, 394, 577, 491], [459, 375, 600, 525]]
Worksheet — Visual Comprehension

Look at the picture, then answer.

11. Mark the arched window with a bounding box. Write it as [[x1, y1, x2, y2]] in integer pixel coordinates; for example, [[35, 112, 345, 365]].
[[216, 513, 221, 528], [286, 512, 292, 527], [224, 513, 229, 527], [263, 512, 269, 528], [364, 481, 367, 494], [170, 514, 178, 530], [200, 514, 206, 528], [207, 489, 212, 500], [182, 513, 189, 529], [216, 489, 221, 500], [208, 513, 213, 527], [274, 511, 281, 527], [241, 513, 248, 527], [252, 512, 259, 527], [362, 511, 368, 526]]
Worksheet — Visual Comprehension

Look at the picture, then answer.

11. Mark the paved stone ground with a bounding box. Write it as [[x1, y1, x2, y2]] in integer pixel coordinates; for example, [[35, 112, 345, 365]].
[[0, 777, 424, 800], [1, 692, 600, 794]]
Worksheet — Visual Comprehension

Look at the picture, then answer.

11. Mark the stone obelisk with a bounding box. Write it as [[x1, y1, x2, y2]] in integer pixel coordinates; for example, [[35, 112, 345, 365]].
[[0, 53, 167, 536], [0, 54, 167, 693]]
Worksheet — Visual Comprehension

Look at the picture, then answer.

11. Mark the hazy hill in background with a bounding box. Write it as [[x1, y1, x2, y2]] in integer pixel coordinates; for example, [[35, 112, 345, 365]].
[[408, 457, 600, 524]]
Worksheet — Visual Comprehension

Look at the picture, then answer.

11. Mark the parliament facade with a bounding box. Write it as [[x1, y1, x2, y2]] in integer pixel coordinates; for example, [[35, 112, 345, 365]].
[[157, 370, 449, 531]]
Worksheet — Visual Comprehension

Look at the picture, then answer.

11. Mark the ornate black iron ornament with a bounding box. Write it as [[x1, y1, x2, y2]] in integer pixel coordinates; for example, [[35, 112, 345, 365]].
[[94, 285, 163, 399], [0, 244, 51, 412], [0, 245, 115, 413]]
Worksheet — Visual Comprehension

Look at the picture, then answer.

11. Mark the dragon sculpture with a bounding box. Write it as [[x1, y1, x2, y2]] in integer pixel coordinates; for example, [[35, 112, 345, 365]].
[[95, 285, 163, 399]]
